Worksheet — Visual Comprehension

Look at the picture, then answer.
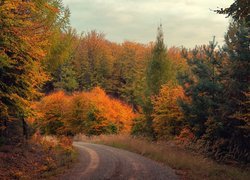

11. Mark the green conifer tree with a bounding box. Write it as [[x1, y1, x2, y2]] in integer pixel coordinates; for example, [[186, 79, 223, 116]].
[[146, 24, 169, 96], [178, 38, 224, 137], [53, 58, 78, 92], [143, 24, 172, 137], [216, 21, 250, 162]]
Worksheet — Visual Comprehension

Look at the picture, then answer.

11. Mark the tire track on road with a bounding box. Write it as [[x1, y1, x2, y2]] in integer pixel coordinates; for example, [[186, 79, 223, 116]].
[[60, 142, 179, 180]]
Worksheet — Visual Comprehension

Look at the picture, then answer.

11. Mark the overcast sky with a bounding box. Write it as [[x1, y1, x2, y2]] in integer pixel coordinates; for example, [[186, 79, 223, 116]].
[[62, 0, 233, 48]]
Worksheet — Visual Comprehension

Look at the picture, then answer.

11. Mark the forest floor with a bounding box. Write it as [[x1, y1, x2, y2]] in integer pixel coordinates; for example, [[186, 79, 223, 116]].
[[75, 134, 250, 180], [0, 135, 77, 179]]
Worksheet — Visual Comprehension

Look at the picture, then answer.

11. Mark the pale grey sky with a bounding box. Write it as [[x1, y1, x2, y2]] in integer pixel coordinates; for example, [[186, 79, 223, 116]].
[[63, 0, 233, 48]]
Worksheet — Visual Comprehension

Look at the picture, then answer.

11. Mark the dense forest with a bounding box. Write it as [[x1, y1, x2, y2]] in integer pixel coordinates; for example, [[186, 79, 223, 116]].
[[0, 0, 249, 168]]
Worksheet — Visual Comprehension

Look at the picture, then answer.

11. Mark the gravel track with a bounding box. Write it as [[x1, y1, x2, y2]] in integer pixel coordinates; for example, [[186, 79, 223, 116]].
[[60, 142, 179, 180]]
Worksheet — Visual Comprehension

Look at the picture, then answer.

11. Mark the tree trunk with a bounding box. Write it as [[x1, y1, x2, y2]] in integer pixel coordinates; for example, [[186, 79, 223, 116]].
[[22, 117, 28, 139]]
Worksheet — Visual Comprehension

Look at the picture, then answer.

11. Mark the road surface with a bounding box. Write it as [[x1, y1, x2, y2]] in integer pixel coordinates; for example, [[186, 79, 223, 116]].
[[60, 142, 179, 180]]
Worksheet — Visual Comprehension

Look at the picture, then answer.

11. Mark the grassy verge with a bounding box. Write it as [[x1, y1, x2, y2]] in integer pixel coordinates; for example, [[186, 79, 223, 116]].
[[75, 134, 249, 180]]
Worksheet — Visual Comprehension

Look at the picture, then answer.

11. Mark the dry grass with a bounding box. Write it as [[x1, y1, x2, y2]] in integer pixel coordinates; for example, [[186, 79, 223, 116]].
[[75, 134, 249, 180]]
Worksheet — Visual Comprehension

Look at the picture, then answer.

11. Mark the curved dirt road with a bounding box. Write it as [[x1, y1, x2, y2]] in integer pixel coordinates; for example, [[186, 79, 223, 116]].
[[60, 142, 178, 180]]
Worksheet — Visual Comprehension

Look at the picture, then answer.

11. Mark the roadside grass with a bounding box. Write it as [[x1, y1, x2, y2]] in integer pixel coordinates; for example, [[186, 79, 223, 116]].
[[75, 134, 249, 180]]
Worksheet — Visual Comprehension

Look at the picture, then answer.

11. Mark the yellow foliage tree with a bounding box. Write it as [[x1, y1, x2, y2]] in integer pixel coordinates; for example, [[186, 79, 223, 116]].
[[152, 83, 186, 139]]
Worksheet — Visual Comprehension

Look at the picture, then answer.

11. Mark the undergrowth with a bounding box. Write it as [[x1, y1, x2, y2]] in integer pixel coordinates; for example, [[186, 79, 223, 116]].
[[0, 134, 76, 179]]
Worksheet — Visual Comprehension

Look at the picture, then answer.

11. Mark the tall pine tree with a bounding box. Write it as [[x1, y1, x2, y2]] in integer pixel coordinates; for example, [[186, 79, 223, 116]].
[[146, 24, 170, 96], [217, 20, 250, 162], [143, 24, 171, 137], [178, 38, 224, 138]]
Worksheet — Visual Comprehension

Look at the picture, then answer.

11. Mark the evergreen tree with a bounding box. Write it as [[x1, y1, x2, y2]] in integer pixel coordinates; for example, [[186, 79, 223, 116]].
[[142, 24, 172, 137], [53, 58, 78, 92], [215, 0, 249, 22], [216, 21, 249, 162], [178, 38, 224, 138], [146, 24, 170, 96], [43, 28, 77, 93], [222, 21, 249, 131], [179, 32, 249, 162]]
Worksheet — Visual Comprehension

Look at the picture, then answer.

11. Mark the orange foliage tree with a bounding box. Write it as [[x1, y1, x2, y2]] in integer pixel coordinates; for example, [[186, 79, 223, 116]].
[[152, 83, 186, 139], [33, 91, 71, 135], [33, 87, 136, 136], [84, 87, 135, 133]]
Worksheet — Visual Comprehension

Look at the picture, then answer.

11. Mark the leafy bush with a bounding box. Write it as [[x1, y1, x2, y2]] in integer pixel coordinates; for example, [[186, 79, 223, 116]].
[[33, 87, 136, 136]]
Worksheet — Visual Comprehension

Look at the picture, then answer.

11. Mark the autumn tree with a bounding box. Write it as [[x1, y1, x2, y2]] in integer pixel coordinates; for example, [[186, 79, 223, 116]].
[[74, 31, 114, 91], [44, 28, 78, 93], [0, 0, 68, 140], [33, 88, 136, 136], [33, 91, 71, 135], [80, 87, 135, 134], [167, 47, 188, 82], [152, 83, 185, 139], [110, 41, 150, 110], [72, 33, 151, 112]]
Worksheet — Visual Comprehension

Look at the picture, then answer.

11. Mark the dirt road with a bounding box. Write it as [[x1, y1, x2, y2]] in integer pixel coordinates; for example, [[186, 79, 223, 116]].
[[60, 142, 179, 180]]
